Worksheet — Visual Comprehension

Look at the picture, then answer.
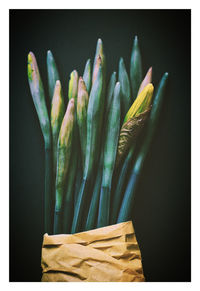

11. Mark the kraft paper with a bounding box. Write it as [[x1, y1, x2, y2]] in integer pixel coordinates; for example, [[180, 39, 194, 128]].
[[41, 221, 145, 282]]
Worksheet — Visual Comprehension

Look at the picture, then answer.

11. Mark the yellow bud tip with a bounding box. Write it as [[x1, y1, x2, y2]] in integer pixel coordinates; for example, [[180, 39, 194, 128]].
[[59, 98, 75, 145], [27, 52, 36, 81], [124, 83, 154, 123], [78, 77, 86, 91], [53, 80, 61, 96], [28, 51, 34, 64]]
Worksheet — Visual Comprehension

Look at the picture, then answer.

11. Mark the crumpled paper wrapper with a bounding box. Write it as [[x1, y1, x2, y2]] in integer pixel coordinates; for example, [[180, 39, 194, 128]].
[[41, 221, 145, 282]]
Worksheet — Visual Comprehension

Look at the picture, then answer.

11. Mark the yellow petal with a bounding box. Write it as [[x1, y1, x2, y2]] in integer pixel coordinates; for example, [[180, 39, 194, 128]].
[[124, 83, 154, 123]]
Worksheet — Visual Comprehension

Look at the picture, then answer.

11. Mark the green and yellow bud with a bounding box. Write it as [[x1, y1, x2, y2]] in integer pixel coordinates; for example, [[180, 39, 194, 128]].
[[92, 55, 102, 84], [124, 83, 154, 124], [59, 98, 75, 147], [68, 70, 78, 104], [28, 52, 41, 89], [51, 80, 65, 126], [51, 80, 65, 178], [27, 51, 51, 148], [92, 38, 106, 83], [55, 98, 75, 211], [77, 77, 89, 166]]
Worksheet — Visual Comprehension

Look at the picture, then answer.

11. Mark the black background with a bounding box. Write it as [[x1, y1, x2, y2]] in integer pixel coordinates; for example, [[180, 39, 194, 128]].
[[10, 10, 191, 282]]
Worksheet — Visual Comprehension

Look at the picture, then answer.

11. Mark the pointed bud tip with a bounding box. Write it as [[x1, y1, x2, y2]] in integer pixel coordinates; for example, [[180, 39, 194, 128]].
[[115, 82, 121, 92], [133, 35, 139, 47], [71, 70, 78, 77], [56, 80, 60, 86], [28, 51, 34, 63], [70, 70, 76, 78]]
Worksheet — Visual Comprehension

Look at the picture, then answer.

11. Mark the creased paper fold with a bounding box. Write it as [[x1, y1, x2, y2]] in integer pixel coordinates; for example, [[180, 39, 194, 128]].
[[41, 221, 145, 282]]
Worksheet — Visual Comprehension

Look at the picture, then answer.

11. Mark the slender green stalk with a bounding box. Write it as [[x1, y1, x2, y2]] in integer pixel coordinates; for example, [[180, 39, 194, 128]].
[[27, 52, 52, 234], [47, 50, 60, 103], [54, 98, 75, 234], [83, 59, 91, 94], [130, 36, 142, 101], [119, 57, 131, 119], [84, 151, 104, 231], [110, 147, 134, 224], [62, 143, 78, 234], [77, 77, 89, 168], [71, 62, 104, 234], [74, 161, 83, 209], [97, 82, 121, 228], [83, 62, 104, 181], [117, 72, 168, 223], [84, 71, 116, 231]]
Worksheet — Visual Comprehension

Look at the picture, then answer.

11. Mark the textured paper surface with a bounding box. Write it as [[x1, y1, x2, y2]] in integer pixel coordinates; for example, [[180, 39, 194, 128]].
[[41, 221, 145, 282]]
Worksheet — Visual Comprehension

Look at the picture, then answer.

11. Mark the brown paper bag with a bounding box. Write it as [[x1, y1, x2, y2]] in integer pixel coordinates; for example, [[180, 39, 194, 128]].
[[41, 221, 145, 282]]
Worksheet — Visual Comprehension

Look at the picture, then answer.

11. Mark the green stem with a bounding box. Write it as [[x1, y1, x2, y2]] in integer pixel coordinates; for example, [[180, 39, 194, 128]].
[[71, 178, 88, 233], [97, 186, 110, 228], [62, 198, 74, 234], [53, 209, 62, 234], [85, 156, 103, 231], [110, 147, 134, 224], [44, 147, 53, 234], [74, 162, 82, 208], [62, 151, 78, 233]]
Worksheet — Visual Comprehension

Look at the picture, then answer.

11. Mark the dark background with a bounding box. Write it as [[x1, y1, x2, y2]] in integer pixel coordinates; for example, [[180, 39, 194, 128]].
[[10, 10, 191, 282]]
